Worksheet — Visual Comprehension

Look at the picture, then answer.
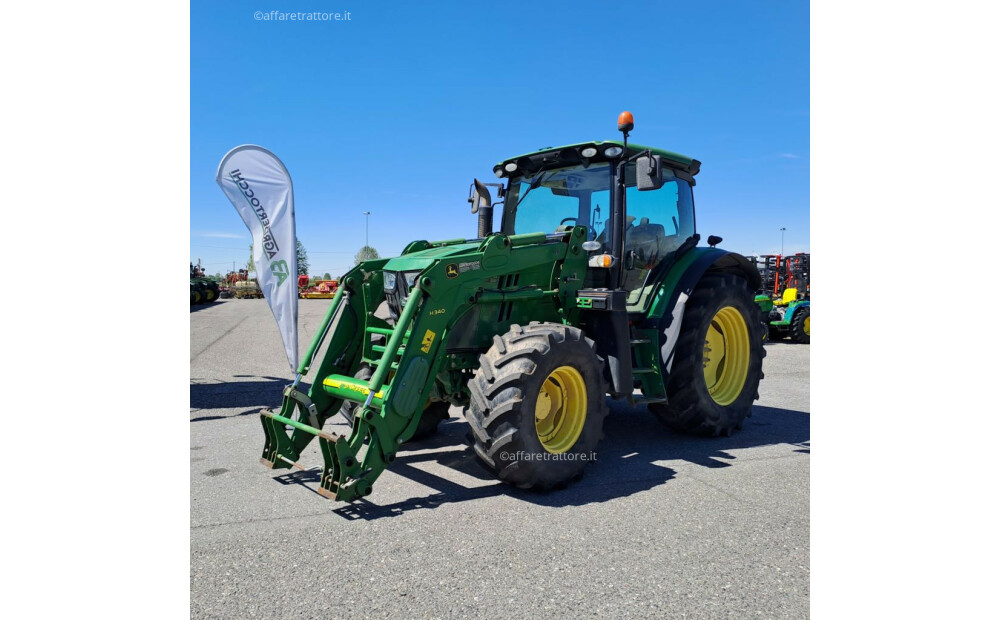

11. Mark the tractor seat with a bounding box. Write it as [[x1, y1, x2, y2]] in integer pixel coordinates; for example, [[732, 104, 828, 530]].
[[595, 216, 636, 246], [773, 288, 798, 307]]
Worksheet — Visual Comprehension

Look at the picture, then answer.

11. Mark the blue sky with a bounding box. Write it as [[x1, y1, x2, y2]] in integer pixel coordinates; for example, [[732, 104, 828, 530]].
[[191, 1, 808, 278]]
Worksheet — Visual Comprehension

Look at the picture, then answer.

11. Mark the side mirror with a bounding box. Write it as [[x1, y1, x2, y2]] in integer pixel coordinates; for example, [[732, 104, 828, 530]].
[[469, 179, 492, 214], [636, 154, 664, 191]]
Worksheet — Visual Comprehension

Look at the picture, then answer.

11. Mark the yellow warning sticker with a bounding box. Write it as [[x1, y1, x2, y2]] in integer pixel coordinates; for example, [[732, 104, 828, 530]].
[[420, 329, 436, 353]]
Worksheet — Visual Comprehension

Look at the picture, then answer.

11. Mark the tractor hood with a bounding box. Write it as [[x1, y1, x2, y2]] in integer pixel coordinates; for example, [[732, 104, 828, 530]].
[[381, 240, 482, 273]]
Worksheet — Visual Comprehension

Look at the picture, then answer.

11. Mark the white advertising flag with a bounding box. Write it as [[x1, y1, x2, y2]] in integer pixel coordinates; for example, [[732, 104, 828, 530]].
[[216, 145, 299, 372]]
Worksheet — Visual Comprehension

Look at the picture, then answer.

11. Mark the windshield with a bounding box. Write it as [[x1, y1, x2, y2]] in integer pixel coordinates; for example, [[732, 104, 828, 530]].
[[502, 162, 695, 245], [502, 163, 613, 240]]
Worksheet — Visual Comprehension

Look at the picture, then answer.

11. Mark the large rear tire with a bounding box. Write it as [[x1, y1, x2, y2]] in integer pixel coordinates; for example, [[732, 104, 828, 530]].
[[466, 322, 609, 490], [649, 274, 765, 436], [791, 306, 810, 344]]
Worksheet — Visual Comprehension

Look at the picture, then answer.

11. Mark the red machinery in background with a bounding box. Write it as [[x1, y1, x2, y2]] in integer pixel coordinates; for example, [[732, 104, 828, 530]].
[[298, 277, 339, 299]]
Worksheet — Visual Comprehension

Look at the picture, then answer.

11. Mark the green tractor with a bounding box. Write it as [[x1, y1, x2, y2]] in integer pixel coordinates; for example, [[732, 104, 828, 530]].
[[190, 261, 220, 305], [754, 253, 809, 344], [259, 112, 766, 501]]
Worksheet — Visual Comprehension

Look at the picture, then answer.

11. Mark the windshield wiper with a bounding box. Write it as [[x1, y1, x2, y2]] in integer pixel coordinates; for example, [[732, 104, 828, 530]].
[[512, 170, 556, 211]]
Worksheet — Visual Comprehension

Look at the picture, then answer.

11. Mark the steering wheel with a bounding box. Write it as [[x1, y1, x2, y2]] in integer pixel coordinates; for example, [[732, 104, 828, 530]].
[[558, 217, 598, 240]]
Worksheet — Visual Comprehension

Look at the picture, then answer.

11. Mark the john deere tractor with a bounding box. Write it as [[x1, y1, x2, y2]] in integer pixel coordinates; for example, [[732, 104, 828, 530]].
[[190, 261, 220, 305], [258, 112, 765, 501]]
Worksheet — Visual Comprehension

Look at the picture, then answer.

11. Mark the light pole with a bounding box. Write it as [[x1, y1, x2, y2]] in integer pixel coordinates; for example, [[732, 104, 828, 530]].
[[363, 211, 371, 248], [780, 227, 786, 256]]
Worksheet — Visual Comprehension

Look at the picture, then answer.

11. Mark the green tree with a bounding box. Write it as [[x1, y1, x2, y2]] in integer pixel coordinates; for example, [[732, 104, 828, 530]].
[[247, 244, 255, 274], [296, 239, 310, 276], [323, 272, 331, 280], [354, 245, 379, 265]]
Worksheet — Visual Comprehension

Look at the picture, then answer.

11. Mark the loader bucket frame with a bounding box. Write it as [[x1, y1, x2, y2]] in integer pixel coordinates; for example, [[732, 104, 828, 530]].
[[256, 268, 423, 502]]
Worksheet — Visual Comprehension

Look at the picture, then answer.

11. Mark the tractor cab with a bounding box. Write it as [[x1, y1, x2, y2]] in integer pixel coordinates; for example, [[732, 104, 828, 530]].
[[489, 132, 701, 312]]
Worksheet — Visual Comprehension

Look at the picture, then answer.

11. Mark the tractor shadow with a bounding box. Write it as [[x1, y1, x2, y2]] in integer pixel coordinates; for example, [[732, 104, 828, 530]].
[[189, 376, 306, 414], [190, 300, 228, 313], [329, 402, 810, 521]]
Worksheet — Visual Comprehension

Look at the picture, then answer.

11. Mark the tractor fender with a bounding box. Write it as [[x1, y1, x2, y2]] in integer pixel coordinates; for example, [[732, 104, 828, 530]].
[[786, 299, 810, 321], [645, 249, 761, 374]]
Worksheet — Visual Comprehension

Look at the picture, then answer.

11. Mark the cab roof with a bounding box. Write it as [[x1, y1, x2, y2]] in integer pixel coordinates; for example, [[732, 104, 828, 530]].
[[494, 140, 700, 179]]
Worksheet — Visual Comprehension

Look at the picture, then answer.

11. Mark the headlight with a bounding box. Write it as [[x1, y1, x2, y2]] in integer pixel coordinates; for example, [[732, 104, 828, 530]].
[[604, 146, 623, 157], [580, 146, 598, 158], [384, 269, 422, 321]]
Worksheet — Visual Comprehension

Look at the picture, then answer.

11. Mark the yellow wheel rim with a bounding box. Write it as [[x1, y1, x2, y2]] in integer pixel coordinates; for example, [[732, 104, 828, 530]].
[[804, 316, 810, 335], [703, 306, 751, 406], [206, 289, 216, 301], [534, 365, 587, 454]]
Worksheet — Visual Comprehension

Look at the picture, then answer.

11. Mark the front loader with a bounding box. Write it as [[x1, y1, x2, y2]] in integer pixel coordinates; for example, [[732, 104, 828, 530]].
[[259, 112, 766, 501]]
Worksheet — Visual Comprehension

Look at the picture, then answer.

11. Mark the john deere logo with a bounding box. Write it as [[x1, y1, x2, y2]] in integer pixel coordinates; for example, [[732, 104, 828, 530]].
[[446, 263, 459, 278]]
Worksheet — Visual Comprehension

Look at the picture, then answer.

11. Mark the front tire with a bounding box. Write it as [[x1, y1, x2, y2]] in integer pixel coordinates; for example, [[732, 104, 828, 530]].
[[466, 322, 609, 490], [649, 274, 765, 436], [410, 401, 450, 441]]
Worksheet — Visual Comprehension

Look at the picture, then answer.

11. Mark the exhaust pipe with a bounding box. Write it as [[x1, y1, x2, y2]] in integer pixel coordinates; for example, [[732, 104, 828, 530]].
[[471, 179, 494, 238], [478, 205, 493, 238]]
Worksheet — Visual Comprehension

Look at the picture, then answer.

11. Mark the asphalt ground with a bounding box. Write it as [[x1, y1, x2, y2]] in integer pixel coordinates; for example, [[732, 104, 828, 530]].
[[191, 298, 810, 618]]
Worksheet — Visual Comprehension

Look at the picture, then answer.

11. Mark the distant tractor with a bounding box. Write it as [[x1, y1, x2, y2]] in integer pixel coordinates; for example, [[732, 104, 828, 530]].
[[255, 112, 767, 502], [754, 253, 809, 343], [190, 262, 220, 305]]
